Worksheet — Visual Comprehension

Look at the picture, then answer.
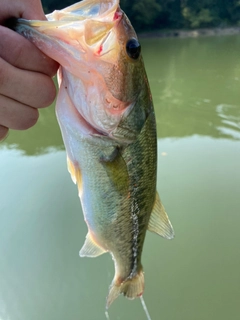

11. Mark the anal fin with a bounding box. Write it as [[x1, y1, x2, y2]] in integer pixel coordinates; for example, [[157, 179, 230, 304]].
[[79, 233, 107, 258], [148, 192, 175, 239]]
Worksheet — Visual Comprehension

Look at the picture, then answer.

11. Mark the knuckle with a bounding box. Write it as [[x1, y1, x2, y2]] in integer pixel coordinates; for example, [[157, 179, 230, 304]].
[[38, 78, 57, 108], [19, 108, 39, 130], [0, 59, 8, 88], [0, 125, 9, 141], [46, 61, 59, 78]]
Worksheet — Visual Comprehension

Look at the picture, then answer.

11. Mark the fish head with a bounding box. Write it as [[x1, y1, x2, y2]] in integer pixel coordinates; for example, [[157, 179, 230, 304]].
[[16, 0, 152, 141]]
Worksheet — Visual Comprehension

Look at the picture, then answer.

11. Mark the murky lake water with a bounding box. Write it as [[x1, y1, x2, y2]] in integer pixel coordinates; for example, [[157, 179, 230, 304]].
[[1, 35, 240, 320]]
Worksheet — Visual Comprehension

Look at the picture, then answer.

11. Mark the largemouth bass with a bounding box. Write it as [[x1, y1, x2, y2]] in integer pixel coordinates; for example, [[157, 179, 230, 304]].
[[14, 0, 174, 308]]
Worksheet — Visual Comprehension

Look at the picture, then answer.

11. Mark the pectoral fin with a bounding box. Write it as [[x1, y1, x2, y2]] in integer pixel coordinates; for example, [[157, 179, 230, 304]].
[[101, 147, 129, 195], [79, 233, 107, 258], [148, 192, 174, 239]]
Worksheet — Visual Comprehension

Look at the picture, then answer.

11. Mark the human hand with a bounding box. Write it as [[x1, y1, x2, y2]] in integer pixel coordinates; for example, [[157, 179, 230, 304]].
[[0, 0, 59, 141]]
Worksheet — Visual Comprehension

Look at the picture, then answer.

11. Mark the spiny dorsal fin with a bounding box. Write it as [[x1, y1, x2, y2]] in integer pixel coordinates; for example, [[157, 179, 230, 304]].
[[79, 233, 107, 258], [148, 192, 175, 239]]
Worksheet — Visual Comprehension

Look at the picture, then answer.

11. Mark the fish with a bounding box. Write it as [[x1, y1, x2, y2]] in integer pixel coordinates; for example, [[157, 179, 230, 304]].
[[14, 0, 174, 309]]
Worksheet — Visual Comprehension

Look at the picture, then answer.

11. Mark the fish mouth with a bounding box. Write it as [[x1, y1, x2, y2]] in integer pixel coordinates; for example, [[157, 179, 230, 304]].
[[50, 0, 119, 20], [14, 4, 123, 60]]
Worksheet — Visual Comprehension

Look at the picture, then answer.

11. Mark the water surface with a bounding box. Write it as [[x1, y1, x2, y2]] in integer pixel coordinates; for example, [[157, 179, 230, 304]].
[[0, 35, 240, 320]]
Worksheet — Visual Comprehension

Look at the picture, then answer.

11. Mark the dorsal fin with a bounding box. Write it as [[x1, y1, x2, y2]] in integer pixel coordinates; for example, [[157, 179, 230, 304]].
[[79, 233, 107, 258], [148, 192, 174, 239]]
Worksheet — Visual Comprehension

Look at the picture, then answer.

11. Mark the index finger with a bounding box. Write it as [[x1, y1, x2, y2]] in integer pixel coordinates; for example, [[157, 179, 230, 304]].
[[0, 26, 59, 77]]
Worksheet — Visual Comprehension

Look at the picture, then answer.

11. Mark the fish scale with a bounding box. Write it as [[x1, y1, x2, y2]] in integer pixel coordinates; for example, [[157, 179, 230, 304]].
[[14, 0, 174, 310]]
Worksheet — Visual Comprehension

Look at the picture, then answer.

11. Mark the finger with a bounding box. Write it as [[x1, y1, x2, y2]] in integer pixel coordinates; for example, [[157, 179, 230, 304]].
[[0, 57, 57, 109], [0, 125, 9, 141], [19, 0, 47, 20], [0, 95, 39, 130], [0, 26, 59, 77], [0, 0, 46, 24]]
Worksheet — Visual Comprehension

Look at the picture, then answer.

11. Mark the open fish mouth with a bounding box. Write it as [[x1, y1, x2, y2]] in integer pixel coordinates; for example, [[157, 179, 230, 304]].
[[12, 0, 141, 138], [49, 0, 119, 19], [48, 0, 122, 22], [14, 0, 123, 65]]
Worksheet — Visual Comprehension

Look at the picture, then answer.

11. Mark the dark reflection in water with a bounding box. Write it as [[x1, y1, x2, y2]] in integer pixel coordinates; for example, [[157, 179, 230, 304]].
[[1, 35, 240, 156]]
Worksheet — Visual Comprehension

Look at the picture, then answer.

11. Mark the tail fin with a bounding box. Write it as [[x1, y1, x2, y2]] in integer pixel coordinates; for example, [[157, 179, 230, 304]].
[[106, 271, 144, 308]]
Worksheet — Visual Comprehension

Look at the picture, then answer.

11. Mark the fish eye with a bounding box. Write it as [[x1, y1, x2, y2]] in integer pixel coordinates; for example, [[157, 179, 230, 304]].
[[126, 38, 141, 60]]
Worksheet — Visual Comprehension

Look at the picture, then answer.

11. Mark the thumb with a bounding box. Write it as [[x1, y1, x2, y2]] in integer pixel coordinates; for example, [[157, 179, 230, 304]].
[[20, 0, 46, 20], [0, 0, 46, 24]]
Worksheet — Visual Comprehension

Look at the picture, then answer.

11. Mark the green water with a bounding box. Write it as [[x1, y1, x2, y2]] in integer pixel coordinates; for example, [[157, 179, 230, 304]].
[[1, 35, 240, 320]]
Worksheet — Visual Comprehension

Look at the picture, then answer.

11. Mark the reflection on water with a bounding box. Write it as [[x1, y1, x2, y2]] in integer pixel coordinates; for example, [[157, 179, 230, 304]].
[[1, 104, 64, 155], [142, 35, 240, 140], [0, 35, 240, 320], [216, 104, 240, 139]]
